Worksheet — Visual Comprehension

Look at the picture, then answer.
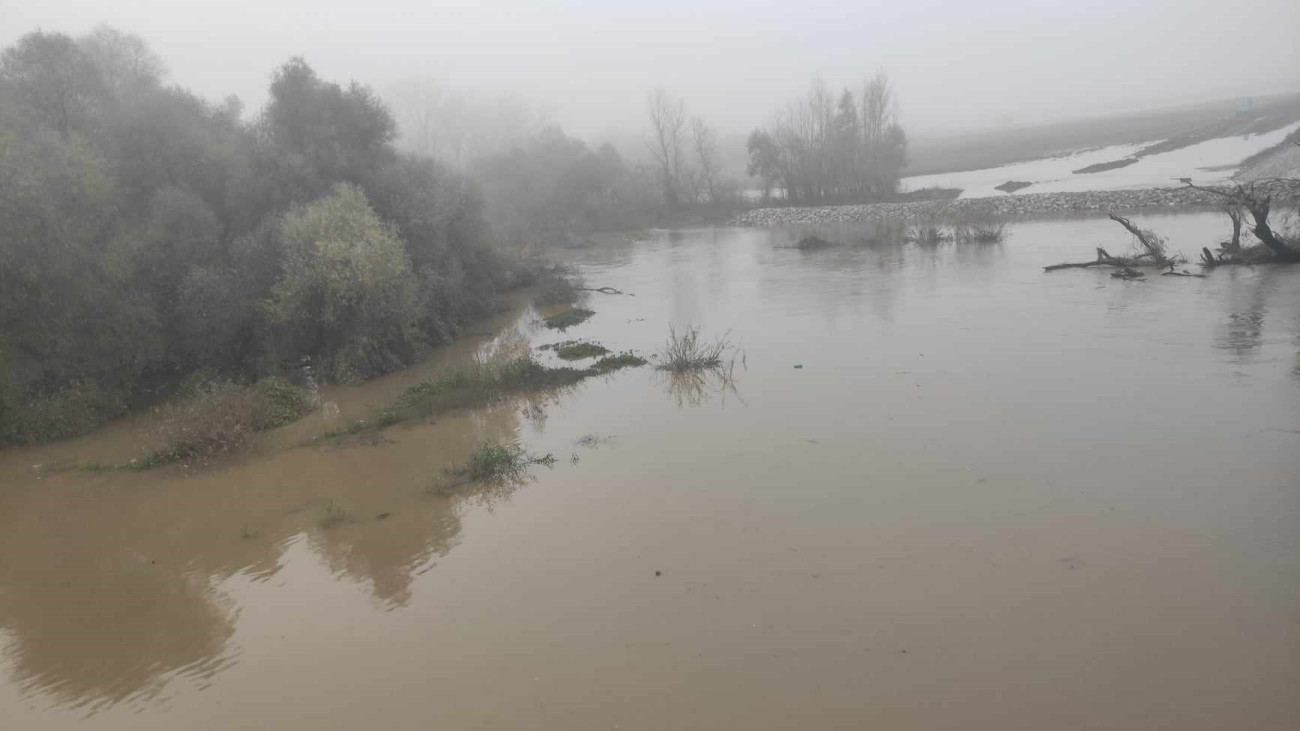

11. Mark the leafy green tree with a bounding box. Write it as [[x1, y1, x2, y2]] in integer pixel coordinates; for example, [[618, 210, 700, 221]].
[[368, 156, 500, 343], [260, 57, 397, 201], [265, 183, 421, 383], [0, 31, 104, 138]]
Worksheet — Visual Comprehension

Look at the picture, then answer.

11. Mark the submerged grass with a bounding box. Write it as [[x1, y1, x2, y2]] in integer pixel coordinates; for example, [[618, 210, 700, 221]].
[[391, 331, 644, 426], [858, 217, 908, 246], [448, 441, 557, 485], [394, 354, 588, 413], [951, 217, 1007, 244], [540, 340, 610, 360], [322, 406, 403, 439], [794, 234, 839, 250], [543, 307, 595, 331], [128, 376, 314, 469], [589, 351, 649, 374], [319, 500, 352, 529]]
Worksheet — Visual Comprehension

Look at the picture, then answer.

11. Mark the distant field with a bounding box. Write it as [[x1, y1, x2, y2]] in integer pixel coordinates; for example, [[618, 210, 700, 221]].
[[905, 92, 1300, 176]]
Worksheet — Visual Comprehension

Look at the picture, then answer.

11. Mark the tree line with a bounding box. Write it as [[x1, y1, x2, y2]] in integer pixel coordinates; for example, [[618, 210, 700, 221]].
[[0, 27, 510, 442], [0, 26, 914, 443]]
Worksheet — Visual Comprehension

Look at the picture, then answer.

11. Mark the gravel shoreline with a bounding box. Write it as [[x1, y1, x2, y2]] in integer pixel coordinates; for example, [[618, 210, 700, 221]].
[[727, 187, 1232, 227]]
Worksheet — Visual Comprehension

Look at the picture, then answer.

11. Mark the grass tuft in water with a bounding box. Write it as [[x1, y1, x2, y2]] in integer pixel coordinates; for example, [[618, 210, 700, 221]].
[[657, 325, 730, 372], [319, 500, 351, 529], [951, 217, 1007, 244], [907, 219, 951, 245]]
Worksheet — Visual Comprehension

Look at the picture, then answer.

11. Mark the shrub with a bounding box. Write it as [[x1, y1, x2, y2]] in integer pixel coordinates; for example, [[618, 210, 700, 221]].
[[140, 376, 312, 466], [534, 265, 583, 306], [147, 380, 257, 464], [0, 381, 127, 444], [249, 376, 315, 430], [265, 183, 422, 383], [448, 441, 556, 486]]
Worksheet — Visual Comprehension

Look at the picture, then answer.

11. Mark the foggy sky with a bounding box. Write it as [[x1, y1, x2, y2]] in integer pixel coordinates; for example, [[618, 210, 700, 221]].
[[3, 0, 1299, 141]]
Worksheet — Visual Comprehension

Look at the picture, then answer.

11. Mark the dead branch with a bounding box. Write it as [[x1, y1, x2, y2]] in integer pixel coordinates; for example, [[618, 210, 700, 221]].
[[1111, 266, 1145, 280], [575, 286, 631, 295], [1181, 181, 1300, 261], [1108, 213, 1169, 264], [1222, 206, 1244, 253]]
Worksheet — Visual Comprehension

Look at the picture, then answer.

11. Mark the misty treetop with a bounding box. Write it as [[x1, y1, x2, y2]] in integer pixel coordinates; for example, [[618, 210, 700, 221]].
[[747, 73, 908, 205], [0, 27, 510, 443]]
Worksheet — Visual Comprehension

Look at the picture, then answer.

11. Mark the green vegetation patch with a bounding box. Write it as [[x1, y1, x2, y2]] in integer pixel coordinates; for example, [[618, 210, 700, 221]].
[[589, 351, 649, 374], [0, 381, 127, 445], [544, 341, 610, 360], [444, 441, 556, 488]]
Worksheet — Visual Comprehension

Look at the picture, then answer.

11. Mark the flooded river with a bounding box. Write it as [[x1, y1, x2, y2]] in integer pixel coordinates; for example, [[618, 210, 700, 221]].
[[2, 212, 1299, 730]]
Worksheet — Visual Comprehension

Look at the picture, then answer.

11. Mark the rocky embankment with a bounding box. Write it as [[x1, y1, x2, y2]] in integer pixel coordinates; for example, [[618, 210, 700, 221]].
[[729, 187, 1228, 227]]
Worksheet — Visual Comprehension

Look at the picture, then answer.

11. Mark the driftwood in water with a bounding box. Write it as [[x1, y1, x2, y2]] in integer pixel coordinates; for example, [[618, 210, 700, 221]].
[[1044, 247, 1122, 271], [1047, 215, 1188, 273], [575, 286, 630, 295]]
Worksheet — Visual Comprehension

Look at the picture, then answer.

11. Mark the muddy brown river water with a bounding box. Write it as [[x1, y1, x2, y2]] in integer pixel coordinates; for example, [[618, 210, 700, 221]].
[[2, 212, 1299, 730]]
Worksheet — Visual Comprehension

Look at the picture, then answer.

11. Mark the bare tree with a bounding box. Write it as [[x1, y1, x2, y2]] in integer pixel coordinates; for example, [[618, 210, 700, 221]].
[[646, 88, 687, 206], [386, 76, 545, 165], [690, 117, 720, 204], [77, 25, 165, 96], [860, 71, 905, 198], [748, 71, 907, 205]]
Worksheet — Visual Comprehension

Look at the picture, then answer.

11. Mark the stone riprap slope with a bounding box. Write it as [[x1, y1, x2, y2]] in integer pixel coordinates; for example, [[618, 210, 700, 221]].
[[729, 187, 1226, 227]]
